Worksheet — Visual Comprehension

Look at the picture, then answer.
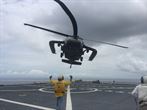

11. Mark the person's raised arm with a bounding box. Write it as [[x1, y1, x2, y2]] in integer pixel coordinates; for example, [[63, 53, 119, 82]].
[[49, 75, 53, 84], [49, 75, 52, 80], [70, 75, 73, 82]]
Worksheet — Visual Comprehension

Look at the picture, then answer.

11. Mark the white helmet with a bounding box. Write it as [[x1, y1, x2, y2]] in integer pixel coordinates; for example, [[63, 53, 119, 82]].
[[141, 76, 147, 84], [58, 75, 64, 81]]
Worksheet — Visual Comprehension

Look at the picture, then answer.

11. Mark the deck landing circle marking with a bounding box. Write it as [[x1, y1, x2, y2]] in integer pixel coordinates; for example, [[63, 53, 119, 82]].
[[38, 87, 98, 94]]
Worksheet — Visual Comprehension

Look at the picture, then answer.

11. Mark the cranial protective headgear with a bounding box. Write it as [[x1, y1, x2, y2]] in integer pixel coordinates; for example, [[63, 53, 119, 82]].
[[141, 76, 147, 84], [58, 75, 64, 81]]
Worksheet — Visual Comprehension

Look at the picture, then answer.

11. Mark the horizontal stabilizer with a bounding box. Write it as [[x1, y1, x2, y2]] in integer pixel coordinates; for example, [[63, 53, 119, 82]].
[[62, 59, 81, 65]]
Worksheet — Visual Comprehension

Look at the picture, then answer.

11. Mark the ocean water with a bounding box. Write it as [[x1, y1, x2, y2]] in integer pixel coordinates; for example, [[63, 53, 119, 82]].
[[0, 78, 48, 85], [0, 78, 139, 85], [98, 78, 139, 84]]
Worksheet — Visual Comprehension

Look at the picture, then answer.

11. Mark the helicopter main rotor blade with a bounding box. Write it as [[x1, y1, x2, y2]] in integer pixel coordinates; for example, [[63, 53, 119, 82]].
[[84, 38, 128, 49], [24, 23, 72, 37], [54, 0, 78, 37]]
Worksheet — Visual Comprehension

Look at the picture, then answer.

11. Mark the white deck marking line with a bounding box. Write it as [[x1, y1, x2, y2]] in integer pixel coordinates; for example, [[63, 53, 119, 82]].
[[72, 88, 98, 93], [0, 89, 37, 92], [115, 91, 125, 94], [107, 90, 113, 92], [39, 88, 54, 93], [0, 98, 55, 110], [66, 86, 72, 110]]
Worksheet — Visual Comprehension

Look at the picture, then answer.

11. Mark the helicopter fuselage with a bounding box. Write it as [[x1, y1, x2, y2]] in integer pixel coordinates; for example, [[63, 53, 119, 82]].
[[62, 38, 84, 61]]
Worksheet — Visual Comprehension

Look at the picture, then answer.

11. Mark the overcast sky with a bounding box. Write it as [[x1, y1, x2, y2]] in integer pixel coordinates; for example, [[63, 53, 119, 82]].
[[0, 0, 147, 81]]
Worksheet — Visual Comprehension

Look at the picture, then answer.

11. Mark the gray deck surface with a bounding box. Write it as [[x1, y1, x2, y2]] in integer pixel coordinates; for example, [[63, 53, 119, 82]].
[[0, 82, 137, 110]]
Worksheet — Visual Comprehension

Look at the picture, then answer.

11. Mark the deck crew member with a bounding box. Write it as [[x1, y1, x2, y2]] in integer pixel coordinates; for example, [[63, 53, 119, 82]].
[[132, 76, 147, 110], [49, 75, 72, 110]]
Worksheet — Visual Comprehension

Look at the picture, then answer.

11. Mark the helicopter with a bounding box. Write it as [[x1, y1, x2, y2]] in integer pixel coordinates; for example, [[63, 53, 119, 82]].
[[24, 0, 128, 68]]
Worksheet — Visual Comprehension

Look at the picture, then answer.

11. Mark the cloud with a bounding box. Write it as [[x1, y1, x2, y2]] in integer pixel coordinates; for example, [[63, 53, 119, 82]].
[[117, 53, 147, 74], [1, 0, 147, 80], [116, 35, 147, 75], [32, 0, 147, 43]]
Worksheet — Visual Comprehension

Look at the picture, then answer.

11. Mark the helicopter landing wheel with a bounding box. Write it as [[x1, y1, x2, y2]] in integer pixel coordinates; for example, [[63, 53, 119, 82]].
[[60, 53, 63, 58], [80, 57, 83, 61], [58, 43, 61, 47], [86, 49, 89, 53]]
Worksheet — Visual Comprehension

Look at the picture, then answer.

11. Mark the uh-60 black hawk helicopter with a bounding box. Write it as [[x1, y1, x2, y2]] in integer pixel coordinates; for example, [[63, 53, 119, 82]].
[[24, 0, 128, 68]]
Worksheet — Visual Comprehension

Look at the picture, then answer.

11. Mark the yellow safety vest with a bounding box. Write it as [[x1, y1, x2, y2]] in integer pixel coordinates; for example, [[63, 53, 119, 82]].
[[50, 80, 71, 97]]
